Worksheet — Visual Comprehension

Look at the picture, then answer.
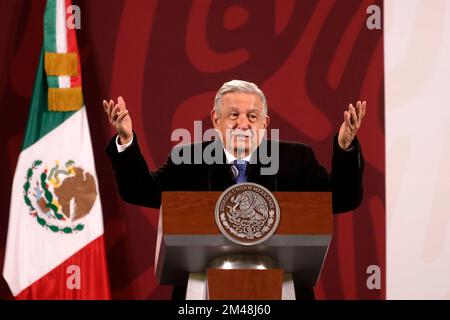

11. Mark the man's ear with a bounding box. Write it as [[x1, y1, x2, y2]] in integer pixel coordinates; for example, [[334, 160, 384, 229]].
[[211, 109, 219, 128], [263, 114, 270, 129]]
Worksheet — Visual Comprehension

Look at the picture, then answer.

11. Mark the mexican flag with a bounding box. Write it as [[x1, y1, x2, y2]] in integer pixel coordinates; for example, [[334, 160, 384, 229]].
[[2, 0, 110, 299]]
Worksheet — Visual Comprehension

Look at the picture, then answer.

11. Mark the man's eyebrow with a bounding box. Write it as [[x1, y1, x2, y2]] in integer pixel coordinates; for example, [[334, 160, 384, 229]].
[[226, 107, 260, 113]]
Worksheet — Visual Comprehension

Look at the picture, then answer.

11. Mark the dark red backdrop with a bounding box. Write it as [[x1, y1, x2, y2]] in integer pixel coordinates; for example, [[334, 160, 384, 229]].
[[0, 0, 385, 299]]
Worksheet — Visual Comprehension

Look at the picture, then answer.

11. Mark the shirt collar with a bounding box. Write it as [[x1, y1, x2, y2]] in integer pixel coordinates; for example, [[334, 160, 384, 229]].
[[223, 147, 252, 164]]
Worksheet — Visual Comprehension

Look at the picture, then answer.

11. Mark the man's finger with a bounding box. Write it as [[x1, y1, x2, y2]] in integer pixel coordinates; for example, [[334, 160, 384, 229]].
[[116, 110, 129, 122], [355, 101, 363, 118], [107, 100, 115, 118], [349, 105, 358, 126], [106, 100, 113, 119], [111, 104, 120, 121], [120, 103, 126, 113], [116, 110, 126, 118], [102, 100, 108, 113], [118, 96, 125, 108], [344, 111, 353, 129], [117, 97, 126, 113], [361, 101, 366, 119], [346, 104, 354, 127], [355, 101, 364, 126]]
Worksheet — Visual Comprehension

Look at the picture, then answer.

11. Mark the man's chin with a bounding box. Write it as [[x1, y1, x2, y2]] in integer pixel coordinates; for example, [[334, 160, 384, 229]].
[[225, 138, 259, 157], [232, 144, 254, 158]]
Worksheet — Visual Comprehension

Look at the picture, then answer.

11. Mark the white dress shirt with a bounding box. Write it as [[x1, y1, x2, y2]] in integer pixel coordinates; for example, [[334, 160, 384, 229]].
[[222, 148, 252, 179], [116, 135, 134, 153]]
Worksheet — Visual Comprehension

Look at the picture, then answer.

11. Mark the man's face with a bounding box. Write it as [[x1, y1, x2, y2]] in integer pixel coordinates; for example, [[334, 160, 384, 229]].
[[211, 92, 270, 158]]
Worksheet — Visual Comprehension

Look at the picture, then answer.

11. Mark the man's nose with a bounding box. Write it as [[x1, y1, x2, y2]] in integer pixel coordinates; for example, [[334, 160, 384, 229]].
[[235, 114, 250, 130]]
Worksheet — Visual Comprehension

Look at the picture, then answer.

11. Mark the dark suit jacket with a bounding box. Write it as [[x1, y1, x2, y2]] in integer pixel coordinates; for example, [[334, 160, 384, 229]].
[[106, 133, 364, 214]]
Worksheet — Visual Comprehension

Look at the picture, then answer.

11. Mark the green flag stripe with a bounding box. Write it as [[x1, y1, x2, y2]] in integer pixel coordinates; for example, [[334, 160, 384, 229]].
[[47, 76, 59, 88], [43, 0, 57, 53], [44, 0, 58, 90], [22, 48, 75, 151]]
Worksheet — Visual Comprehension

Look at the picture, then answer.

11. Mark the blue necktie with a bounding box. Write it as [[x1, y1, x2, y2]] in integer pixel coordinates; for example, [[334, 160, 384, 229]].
[[233, 160, 249, 184]]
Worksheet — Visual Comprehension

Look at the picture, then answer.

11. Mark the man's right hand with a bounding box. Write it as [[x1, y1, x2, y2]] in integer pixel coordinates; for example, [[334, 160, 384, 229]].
[[103, 96, 133, 144]]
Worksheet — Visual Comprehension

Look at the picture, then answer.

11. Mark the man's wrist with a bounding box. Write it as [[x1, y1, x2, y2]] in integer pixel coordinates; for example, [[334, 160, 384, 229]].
[[116, 134, 134, 153], [118, 134, 132, 145], [338, 140, 350, 151], [336, 136, 357, 152]]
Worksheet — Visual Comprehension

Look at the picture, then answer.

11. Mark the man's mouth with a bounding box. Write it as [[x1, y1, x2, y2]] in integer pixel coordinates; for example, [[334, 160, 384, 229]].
[[231, 131, 253, 138]]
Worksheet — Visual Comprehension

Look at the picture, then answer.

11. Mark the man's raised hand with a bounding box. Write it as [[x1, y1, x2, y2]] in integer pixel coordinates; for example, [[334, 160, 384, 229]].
[[102, 96, 133, 144], [338, 101, 366, 151]]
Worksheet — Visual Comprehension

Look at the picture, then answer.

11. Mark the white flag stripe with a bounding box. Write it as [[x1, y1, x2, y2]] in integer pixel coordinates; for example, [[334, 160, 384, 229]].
[[58, 76, 71, 88], [56, 0, 67, 54], [56, 0, 70, 88]]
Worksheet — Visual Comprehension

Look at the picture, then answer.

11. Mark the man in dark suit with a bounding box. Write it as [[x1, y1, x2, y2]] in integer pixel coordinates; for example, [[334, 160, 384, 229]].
[[103, 80, 366, 299]]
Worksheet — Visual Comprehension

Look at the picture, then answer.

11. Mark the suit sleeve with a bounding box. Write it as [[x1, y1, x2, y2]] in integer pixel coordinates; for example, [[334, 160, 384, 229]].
[[330, 134, 365, 213], [105, 132, 175, 208], [299, 135, 364, 213]]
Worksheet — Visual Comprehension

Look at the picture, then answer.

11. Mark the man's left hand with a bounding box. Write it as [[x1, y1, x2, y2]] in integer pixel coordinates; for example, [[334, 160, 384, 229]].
[[338, 101, 366, 150]]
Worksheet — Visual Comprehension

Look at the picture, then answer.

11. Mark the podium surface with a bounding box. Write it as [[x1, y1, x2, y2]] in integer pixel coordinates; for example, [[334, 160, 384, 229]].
[[155, 191, 332, 288]]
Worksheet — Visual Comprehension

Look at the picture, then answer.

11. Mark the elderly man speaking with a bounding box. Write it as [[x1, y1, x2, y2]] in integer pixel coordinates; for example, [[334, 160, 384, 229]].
[[103, 79, 366, 299]]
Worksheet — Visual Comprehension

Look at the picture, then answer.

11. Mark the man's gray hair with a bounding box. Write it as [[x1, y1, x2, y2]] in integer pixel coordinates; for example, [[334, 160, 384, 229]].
[[214, 80, 268, 115]]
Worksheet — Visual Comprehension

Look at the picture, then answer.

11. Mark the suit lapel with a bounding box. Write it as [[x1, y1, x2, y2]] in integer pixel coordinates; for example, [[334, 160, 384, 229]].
[[207, 139, 235, 191], [247, 139, 277, 190]]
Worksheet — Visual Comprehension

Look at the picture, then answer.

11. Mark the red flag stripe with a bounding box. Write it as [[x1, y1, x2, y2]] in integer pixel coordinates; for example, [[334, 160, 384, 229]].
[[15, 235, 110, 300]]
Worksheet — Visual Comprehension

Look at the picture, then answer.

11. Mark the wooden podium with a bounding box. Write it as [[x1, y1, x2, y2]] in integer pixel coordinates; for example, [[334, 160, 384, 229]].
[[155, 191, 332, 300]]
